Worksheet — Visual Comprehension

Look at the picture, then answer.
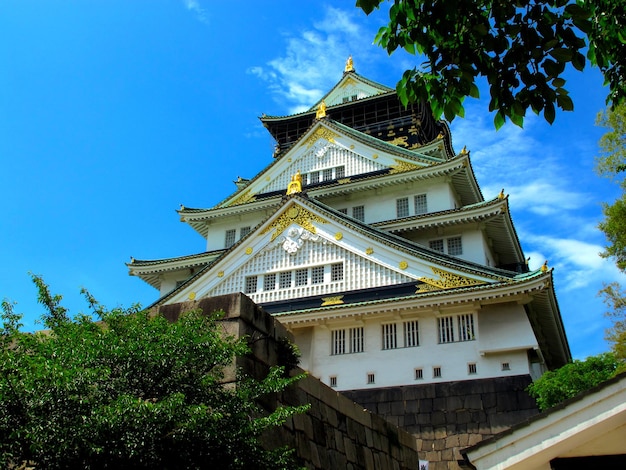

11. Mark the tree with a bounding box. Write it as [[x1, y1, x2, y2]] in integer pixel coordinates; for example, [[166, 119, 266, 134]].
[[357, 0, 626, 128], [0, 276, 306, 469], [599, 283, 626, 370], [526, 353, 618, 410]]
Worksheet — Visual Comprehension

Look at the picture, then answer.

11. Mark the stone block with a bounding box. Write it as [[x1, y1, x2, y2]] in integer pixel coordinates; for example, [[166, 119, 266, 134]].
[[431, 411, 446, 426], [433, 397, 446, 411], [434, 426, 447, 440], [464, 393, 482, 410]]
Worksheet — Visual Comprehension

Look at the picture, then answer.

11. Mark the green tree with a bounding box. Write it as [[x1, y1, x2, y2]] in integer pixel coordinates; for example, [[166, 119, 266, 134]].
[[526, 353, 618, 410], [0, 276, 306, 469], [357, 0, 625, 128]]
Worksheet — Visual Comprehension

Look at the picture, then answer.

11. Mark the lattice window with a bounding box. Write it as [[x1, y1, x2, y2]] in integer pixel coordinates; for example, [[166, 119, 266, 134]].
[[309, 171, 320, 184], [458, 314, 475, 341], [224, 229, 236, 248], [414, 194, 428, 214], [447, 236, 463, 256], [352, 205, 365, 222], [239, 226, 251, 239], [468, 363, 477, 374], [429, 239, 444, 253], [331, 263, 344, 282], [295, 268, 308, 287], [438, 316, 455, 343], [396, 197, 409, 218], [311, 266, 324, 284], [322, 168, 333, 181], [414, 368, 423, 380], [403, 320, 419, 347], [335, 165, 345, 179], [433, 366, 442, 378], [331, 329, 346, 355], [337, 208, 348, 214], [279, 271, 292, 289], [244, 276, 257, 294], [382, 323, 397, 350], [350, 327, 364, 353], [263, 273, 276, 291]]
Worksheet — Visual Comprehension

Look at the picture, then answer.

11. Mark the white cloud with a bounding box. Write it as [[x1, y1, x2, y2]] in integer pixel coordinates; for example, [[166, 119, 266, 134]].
[[182, 0, 208, 24]]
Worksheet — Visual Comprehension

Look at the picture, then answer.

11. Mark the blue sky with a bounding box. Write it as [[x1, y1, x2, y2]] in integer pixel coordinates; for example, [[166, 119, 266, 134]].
[[1, 1, 623, 359]]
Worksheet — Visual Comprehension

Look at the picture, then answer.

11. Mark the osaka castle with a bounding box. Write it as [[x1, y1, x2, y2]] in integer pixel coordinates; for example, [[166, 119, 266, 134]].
[[128, 58, 570, 392]]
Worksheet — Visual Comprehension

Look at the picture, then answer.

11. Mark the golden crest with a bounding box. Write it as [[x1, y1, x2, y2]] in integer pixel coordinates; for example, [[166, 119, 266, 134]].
[[321, 295, 345, 306], [261, 204, 327, 241], [419, 267, 486, 289]]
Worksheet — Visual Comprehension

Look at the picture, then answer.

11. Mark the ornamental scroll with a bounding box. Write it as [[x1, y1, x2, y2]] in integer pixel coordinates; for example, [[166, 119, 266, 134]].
[[417, 267, 486, 291], [261, 205, 327, 242]]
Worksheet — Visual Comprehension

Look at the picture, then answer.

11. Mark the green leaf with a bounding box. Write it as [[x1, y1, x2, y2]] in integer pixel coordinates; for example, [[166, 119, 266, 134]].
[[548, 48, 573, 62], [557, 93, 574, 111], [494, 111, 506, 130]]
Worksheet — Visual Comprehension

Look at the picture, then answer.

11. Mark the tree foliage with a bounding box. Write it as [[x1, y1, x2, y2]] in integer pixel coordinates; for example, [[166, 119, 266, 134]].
[[526, 353, 618, 410], [357, 0, 626, 128], [599, 282, 626, 370], [0, 276, 306, 469]]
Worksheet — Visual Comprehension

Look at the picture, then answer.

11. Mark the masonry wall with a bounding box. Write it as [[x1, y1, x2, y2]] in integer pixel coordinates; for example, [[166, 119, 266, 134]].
[[156, 294, 421, 470]]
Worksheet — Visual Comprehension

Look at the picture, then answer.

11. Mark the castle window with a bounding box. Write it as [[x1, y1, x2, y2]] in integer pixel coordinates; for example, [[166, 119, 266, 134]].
[[279, 271, 292, 289], [396, 197, 409, 218], [414, 368, 423, 380], [342, 96, 349, 103], [438, 316, 455, 343], [331, 263, 344, 282], [311, 266, 324, 284], [323, 168, 333, 181], [382, 323, 397, 350], [502, 362, 511, 371], [447, 236, 463, 255], [335, 165, 345, 179], [351, 94, 358, 101], [239, 226, 251, 239], [244, 276, 257, 294], [403, 320, 419, 347], [330, 376, 338, 387], [295, 268, 308, 287], [350, 327, 364, 353], [367, 373, 375, 384], [331, 329, 346, 355], [458, 314, 475, 341], [263, 273, 276, 291], [331, 327, 364, 354], [225, 229, 236, 248], [468, 363, 477, 374], [433, 366, 442, 378], [438, 314, 476, 343], [414, 194, 428, 214], [352, 205, 365, 222], [429, 239, 444, 253], [309, 171, 320, 184]]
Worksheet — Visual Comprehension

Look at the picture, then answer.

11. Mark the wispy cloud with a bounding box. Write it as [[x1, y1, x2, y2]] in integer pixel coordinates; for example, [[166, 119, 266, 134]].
[[182, 0, 208, 24]]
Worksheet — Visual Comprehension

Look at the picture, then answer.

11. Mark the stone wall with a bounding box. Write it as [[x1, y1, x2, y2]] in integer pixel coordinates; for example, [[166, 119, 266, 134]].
[[156, 294, 421, 470], [343, 376, 539, 470]]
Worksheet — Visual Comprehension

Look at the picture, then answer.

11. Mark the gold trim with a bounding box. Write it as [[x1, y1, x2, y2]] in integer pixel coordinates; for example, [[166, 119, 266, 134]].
[[188, 292, 196, 300], [390, 159, 420, 174], [419, 267, 486, 289], [302, 127, 339, 149], [217, 271, 224, 277], [245, 247, 253, 255], [261, 204, 328, 241], [365, 247, 374, 255], [388, 136, 409, 147], [415, 283, 439, 293], [335, 232, 343, 241], [344, 56, 354, 73], [286, 171, 302, 195], [349, 144, 355, 149], [372, 154, 378, 159], [322, 295, 344, 306], [228, 189, 256, 207], [339, 77, 357, 88], [315, 101, 327, 119], [337, 178, 351, 184], [399, 261, 408, 270]]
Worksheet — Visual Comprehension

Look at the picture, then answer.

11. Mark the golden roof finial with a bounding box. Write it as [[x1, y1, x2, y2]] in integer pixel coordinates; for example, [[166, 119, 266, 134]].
[[461, 146, 468, 155], [525, 256, 531, 265], [315, 101, 327, 119], [437, 132, 444, 140], [498, 188, 505, 200], [286, 171, 302, 195], [345, 55, 354, 72], [540, 260, 549, 272]]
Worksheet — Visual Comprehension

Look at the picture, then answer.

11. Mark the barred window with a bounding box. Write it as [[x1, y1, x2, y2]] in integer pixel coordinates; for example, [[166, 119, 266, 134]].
[[279, 271, 292, 289], [468, 363, 477, 374], [458, 314, 475, 341], [438, 316, 455, 343], [329, 376, 338, 387], [350, 327, 364, 353], [447, 236, 463, 255], [331, 329, 346, 355], [414, 194, 428, 214], [429, 239, 444, 253], [415, 368, 423, 380], [224, 229, 236, 248], [263, 273, 276, 291], [295, 268, 308, 287], [382, 323, 397, 350], [244, 276, 257, 294], [403, 320, 419, 347], [433, 366, 442, 378], [367, 373, 375, 384], [331, 263, 343, 282], [502, 362, 511, 371], [309, 171, 320, 184], [352, 205, 365, 222], [239, 226, 251, 239], [396, 197, 409, 218], [335, 165, 345, 179], [311, 266, 324, 284], [323, 168, 333, 181]]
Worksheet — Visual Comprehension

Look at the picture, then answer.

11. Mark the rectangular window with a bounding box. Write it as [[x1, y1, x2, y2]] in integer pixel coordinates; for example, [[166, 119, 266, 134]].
[[338, 208, 348, 215], [396, 197, 409, 218], [279, 271, 292, 289], [295, 268, 308, 287], [342, 96, 349, 103], [239, 226, 251, 240], [311, 266, 324, 284], [352, 205, 365, 222], [438, 316, 455, 343], [382, 323, 397, 350], [458, 314, 475, 341], [433, 366, 442, 378], [331, 329, 346, 355], [225, 229, 236, 248], [429, 239, 444, 253], [367, 373, 375, 384], [414, 194, 428, 214], [403, 320, 419, 348], [330, 376, 338, 387], [323, 168, 333, 181], [502, 362, 511, 371], [263, 273, 276, 291], [414, 368, 423, 380], [350, 327, 364, 353], [468, 363, 477, 374], [335, 165, 345, 179], [331, 263, 344, 282], [310, 171, 320, 184], [447, 236, 463, 256], [244, 276, 257, 294], [351, 94, 358, 101]]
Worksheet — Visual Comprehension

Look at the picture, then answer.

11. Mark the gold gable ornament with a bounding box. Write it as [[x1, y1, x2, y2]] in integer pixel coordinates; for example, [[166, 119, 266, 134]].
[[286, 171, 302, 195], [418, 267, 486, 290], [315, 101, 327, 120]]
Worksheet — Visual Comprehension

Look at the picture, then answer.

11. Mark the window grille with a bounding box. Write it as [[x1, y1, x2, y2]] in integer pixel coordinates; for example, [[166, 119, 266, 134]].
[[342, 96, 349, 103], [429, 239, 444, 253], [335, 165, 345, 179], [323, 168, 333, 181], [350, 327, 364, 353], [468, 363, 477, 374], [382, 323, 397, 350], [438, 316, 455, 343], [414, 368, 423, 380], [331, 329, 346, 355], [351, 94, 358, 101], [447, 236, 463, 256], [244, 276, 257, 294], [396, 197, 409, 218], [458, 314, 475, 341], [502, 362, 511, 371], [310, 172, 320, 184], [279, 271, 292, 289], [433, 366, 442, 378], [331, 263, 344, 282], [225, 229, 236, 248], [329, 376, 338, 387], [414, 194, 428, 214], [352, 205, 365, 222], [311, 266, 324, 284], [295, 268, 308, 287], [367, 373, 375, 384], [263, 273, 276, 291], [239, 226, 251, 239], [338, 208, 348, 214], [403, 320, 419, 347]]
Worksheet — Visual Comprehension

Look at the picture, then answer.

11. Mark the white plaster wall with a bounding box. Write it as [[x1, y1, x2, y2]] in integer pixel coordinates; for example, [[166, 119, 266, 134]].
[[462, 230, 489, 264], [478, 303, 538, 353], [205, 215, 263, 252]]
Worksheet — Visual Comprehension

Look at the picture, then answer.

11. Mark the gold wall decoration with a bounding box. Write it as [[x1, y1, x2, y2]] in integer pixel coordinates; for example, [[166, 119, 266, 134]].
[[390, 159, 420, 174], [188, 292, 196, 300], [217, 271, 224, 277], [350, 144, 355, 149], [228, 189, 256, 207], [303, 127, 339, 149], [365, 247, 374, 255], [315, 101, 327, 119], [335, 232, 343, 241], [286, 171, 302, 195], [266, 176, 271, 181], [372, 154, 378, 159], [388, 136, 409, 147], [419, 267, 486, 289], [415, 283, 438, 293], [321, 295, 344, 306], [399, 261, 408, 270], [245, 247, 253, 255], [261, 204, 328, 241], [337, 178, 351, 184]]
